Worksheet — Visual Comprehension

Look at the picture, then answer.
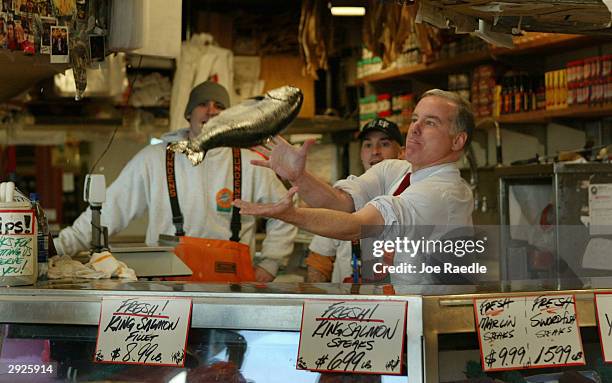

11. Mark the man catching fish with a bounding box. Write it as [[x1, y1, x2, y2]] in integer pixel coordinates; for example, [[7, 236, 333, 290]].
[[54, 81, 298, 282], [235, 89, 475, 283]]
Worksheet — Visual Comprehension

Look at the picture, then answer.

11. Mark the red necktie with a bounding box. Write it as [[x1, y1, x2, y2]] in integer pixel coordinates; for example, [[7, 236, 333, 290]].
[[393, 172, 411, 196]]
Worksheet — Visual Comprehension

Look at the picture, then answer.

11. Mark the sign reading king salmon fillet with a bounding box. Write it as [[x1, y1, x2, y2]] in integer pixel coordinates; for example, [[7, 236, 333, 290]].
[[297, 299, 407, 375], [95, 297, 192, 366], [474, 294, 585, 372], [0, 209, 36, 277]]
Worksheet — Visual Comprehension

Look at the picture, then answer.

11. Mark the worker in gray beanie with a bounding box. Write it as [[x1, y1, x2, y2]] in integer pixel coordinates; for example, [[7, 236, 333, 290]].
[[184, 81, 231, 120], [183, 81, 231, 139], [54, 80, 297, 283]]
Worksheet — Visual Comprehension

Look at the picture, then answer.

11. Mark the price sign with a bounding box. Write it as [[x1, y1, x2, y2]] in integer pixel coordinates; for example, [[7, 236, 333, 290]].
[[95, 297, 192, 366], [474, 294, 585, 372], [594, 293, 612, 362], [297, 299, 407, 375], [0, 209, 36, 277]]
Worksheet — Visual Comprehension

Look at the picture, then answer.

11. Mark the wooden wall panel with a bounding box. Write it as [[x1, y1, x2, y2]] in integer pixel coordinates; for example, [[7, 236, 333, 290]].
[[260, 55, 315, 118], [194, 12, 233, 50], [35, 146, 63, 224]]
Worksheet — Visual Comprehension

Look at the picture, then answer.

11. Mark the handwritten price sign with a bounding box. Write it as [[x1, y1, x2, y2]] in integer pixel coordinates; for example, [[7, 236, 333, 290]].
[[594, 293, 612, 362], [0, 209, 36, 277], [297, 299, 407, 375], [95, 297, 192, 366], [474, 294, 585, 372]]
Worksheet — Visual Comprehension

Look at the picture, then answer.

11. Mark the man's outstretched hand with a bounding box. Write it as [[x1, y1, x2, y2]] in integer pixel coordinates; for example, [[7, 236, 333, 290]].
[[234, 186, 298, 221], [251, 136, 315, 183]]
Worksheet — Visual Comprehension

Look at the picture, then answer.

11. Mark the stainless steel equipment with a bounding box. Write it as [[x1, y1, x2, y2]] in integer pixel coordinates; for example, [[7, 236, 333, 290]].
[[497, 163, 612, 290]]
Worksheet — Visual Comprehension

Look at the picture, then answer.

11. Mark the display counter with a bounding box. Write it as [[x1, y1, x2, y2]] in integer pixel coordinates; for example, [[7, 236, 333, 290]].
[[3, 280, 612, 382], [0, 280, 423, 382], [419, 278, 612, 383]]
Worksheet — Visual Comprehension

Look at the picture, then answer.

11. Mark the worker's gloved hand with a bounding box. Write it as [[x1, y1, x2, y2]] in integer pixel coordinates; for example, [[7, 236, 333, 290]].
[[250, 136, 314, 183], [255, 266, 275, 282]]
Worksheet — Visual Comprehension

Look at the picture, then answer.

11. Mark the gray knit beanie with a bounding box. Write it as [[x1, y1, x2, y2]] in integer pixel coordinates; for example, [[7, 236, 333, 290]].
[[184, 81, 230, 120]]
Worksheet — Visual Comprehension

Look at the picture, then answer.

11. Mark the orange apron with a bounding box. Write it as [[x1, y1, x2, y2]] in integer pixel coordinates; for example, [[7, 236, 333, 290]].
[[165, 146, 255, 282], [170, 236, 255, 282]]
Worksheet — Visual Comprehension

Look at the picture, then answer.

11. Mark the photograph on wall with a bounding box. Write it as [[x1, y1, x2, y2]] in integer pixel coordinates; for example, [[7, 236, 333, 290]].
[[13, 17, 23, 48], [0, 13, 6, 48], [4, 16, 16, 50], [52, 0, 74, 16], [36, 0, 52, 17], [15, 0, 38, 15], [89, 34, 103, 62], [20, 16, 34, 53], [1, 0, 12, 13], [50, 25, 68, 63], [76, 0, 85, 20], [40, 16, 55, 54]]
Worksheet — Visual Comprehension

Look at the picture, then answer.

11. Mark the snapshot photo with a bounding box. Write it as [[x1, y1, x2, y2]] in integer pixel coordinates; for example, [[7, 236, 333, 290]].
[[0, 13, 5, 48], [50, 24, 68, 63], [15, 0, 37, 14], [36, 0, 53, 17], [40, 16, 55, 54], [1, 0, 11, 12], [52, 0, 75, 16], [89, 34, 104, 62]]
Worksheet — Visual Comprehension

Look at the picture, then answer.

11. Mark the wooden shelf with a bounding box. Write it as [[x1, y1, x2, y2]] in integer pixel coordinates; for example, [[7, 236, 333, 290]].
[[490, 34, 593, 57], [356, 34, 596, 85], [495, 103, 612, 124], [355, 51, 490, 85], [286, 117, 358, 134]]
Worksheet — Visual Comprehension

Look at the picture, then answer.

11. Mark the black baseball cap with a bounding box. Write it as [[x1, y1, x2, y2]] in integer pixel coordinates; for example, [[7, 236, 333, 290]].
[[357, 118, 403, 146]]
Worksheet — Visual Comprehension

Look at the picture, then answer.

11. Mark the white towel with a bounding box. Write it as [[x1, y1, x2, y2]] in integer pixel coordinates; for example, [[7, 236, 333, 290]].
[[89, 251, 137, 281], [47, 253, 137, 281]]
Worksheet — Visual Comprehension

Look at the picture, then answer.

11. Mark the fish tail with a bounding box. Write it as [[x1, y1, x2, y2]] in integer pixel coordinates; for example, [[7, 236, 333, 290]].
[[168, 141, 205, 166]]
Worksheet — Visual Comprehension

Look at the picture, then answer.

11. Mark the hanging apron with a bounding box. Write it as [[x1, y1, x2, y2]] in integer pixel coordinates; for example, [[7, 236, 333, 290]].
[[165, 146, 255, 282]]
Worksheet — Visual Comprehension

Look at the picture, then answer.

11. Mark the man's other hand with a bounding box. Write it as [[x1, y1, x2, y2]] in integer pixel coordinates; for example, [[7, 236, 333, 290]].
[[234, 186, 298, 221], [251, 136, 314, 183]]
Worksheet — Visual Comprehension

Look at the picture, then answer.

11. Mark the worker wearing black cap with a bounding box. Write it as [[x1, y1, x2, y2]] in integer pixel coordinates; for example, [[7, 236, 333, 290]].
[[55, 81, 297, 282], [306, 118, 406, 282]]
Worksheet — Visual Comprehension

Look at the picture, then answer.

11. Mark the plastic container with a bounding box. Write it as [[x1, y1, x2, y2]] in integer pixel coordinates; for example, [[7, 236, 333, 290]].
[[0, 201, 38, 286]]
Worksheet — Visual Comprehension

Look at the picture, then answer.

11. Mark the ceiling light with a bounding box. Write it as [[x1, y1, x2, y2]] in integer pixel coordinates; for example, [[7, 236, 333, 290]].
[[330, 6, 366, 16]]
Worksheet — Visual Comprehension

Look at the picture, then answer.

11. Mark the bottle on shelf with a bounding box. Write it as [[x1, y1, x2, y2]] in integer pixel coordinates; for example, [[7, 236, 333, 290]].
[[522, 75, 531, 112], [29, 193, 49, 281], [536, 77, 546, 110], [514, 75, 523, 114]]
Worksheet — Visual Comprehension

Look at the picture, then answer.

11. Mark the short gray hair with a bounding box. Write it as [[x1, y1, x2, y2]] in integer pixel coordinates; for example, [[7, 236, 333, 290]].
[[420, 89, 475, 148]]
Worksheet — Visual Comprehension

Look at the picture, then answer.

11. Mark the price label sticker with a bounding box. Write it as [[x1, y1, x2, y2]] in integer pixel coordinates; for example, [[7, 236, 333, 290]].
[[474, 294, 585, 372], [297, 299, 407, 375]]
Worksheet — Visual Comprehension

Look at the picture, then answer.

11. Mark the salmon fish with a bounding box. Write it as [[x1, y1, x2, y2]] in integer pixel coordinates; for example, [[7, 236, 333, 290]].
[[169, 85, 303, 165]]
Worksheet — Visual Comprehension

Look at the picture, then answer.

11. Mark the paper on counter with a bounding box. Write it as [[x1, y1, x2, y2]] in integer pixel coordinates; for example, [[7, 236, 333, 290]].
[[589, 184, 612, 235], [604, 0, 612, 25], [582, 237, 612, 270]]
